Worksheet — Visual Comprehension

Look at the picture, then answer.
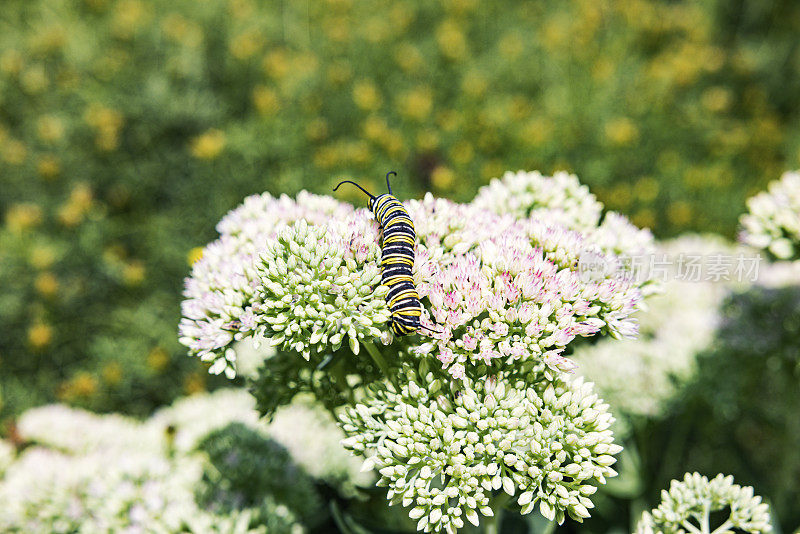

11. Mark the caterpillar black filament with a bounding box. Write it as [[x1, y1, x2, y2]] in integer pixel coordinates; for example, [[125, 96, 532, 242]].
[[334, 172, 433, 337]]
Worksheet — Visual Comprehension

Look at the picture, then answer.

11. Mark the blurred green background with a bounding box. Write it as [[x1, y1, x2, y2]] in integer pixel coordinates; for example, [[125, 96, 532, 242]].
[[1, 0, 799, 479]]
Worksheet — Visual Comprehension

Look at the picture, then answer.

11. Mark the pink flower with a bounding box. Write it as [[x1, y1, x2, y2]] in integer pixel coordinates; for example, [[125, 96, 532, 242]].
[[543, 351, 579, 373]]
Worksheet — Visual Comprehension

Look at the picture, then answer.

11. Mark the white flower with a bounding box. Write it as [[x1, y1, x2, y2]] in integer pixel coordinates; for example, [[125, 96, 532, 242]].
[[339, 360, 620, 531], [635, 473, 772, 534], [740, 171, 800, 261]]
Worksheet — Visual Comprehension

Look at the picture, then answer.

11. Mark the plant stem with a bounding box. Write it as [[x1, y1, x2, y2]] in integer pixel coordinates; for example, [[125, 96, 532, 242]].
[[709, 520, 734, 534], [701, 502, 711, 534], [362, 341, 394, 383], [483, 494, 509, 534], [483, 512, 501, 534]]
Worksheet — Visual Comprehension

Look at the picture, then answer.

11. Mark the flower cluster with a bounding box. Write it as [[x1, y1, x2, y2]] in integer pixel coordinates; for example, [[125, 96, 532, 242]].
[[179, 192, 355, 377], [740, 171, 800, 261], [340, 360, 619, 531], [472, 170, 604, 231], [180, 171, 653, 381], [2, 389, 365, 532], [472, 170, 657, 265], [635, 473, 772, 534], [409, 193, 645, 379], [180, 171, 656, 531]]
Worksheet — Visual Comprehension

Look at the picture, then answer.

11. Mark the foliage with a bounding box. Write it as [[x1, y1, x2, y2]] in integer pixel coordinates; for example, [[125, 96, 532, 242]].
[[641, 282, 800, 530], [2, 0, 800, 420], [196, 422, 325, 527]]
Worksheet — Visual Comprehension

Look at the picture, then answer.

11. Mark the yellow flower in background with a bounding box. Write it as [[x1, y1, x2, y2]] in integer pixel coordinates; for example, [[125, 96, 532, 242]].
[[2, 139, 28, 165], [190, 129, 226, 160], [147, 346, 170, 372], [591, 58, 615, 82], [608, 183, 632, 208], [71, 183, 93, 210], [28, 323, 53, 350], [324, 16, 351, 43], [389, 2, 415, 30], [183, 371, 206, 395], [37, 115, 65, 143], [314, 145, 339, 169], [481, 160, 504, 182], [85, 104, 124, 151], [398, 87, 433, 121], [668, 200, 693, 226], [6, 203, 43, 233], [326, 60, 353, 85], [253, 85, 280, 115], [362, 17, 390, 43], [57, 182, 94, 227], [35, 272, 59, 298], [436, 109, 462, 133], [363, 115, 389, 141], [442, 0, 477, 16], [701, 86, 732, 113], [0, 49, 23, 75], [21, 64, 48, 93], [102, 362, 123, 386], [162, 12, 189, 42], [58, 205, 83, 227], [30, 245, 57, 270], [381, 129, 406, 157], [263, 49, 290, 79], [431, 165, 455, 190], [436, 19, 468, 60], [394, 43, 424, 73], [305, 118, 329, 141], [229, 29, 263, 60], [416, 129, 439, 152], [112, 0, 148, 39], [634, 176, 660, 202], [343, 140, 371, 165], [461, 70, 488, 98], [450, 140, 473, 166], [29, 23, 67, 54], [161, 13, 203, 47], [604, 117, 640, 146], [498, 32, 523, 60], [187, 246, 204, 266], [37, 155, 61, 180], [632, 208, 656, 229], [228, 0, 255, 19], [59, 372, 98, 401], [519, 117, 554, 147], [353, 80, 382, 111], [123, 260, 146, 285]]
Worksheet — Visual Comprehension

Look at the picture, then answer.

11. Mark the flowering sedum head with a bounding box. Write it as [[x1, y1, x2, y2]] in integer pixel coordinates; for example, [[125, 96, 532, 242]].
[[180, 171, 654, 380], [635, 473, 771, 534], [179, 171, 656, 532], [473, 170, 657, 262], [179, 192, 354, 377], [340, 360, 619, 531], [740, 171, 800, 261], [253, 219, 390, 362], [472, 170, 603, 231]]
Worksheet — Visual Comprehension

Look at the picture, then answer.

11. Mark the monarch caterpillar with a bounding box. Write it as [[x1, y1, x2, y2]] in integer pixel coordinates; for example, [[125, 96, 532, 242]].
[[334, 172, 436, 337]]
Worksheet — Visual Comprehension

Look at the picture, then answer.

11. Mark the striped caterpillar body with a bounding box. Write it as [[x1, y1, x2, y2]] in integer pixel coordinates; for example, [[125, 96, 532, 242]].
[[334, 172, 426, 337]]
